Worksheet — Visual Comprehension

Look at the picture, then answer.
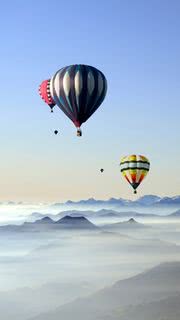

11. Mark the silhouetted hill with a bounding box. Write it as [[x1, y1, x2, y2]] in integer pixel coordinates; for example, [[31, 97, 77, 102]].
[[118, 293, 180, 320], [34, 217, 54, 224], [0, 216, 98, 232], [127, 218, 137, 223], [55, 215, 98, 230], [30, 262, 180, 320], [103, 218, 148, 230], [28, 209, 161, 223]]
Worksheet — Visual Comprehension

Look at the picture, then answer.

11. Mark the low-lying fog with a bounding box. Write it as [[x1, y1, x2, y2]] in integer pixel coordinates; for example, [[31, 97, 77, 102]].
[[0, 204, 180, 319]]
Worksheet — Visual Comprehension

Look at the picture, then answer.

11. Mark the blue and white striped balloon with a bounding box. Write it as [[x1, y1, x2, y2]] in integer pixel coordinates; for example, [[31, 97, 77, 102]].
[[50, 64, 107, 135]]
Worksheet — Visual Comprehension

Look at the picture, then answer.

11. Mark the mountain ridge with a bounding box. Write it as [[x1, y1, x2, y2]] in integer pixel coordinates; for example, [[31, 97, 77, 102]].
[[29, 261, 180, 320], [0, 215, 99, 232], [50, 195, 180, 212]]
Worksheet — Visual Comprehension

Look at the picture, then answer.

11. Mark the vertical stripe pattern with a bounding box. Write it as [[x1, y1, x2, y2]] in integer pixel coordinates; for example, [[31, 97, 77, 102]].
[[50, 64, 107, 127]]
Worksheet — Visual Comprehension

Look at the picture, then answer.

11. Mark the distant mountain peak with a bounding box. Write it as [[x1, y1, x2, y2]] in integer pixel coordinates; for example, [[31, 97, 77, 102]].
[[50, 194, 180, 212], [128, 218, 137, 223], [36, 216, 54, 224], [56, 215, 98, 230], [65, 200, 74, 204], [58, 215, 86, 222], [136, 195, 161, 205], [83, 198, 96, 203]]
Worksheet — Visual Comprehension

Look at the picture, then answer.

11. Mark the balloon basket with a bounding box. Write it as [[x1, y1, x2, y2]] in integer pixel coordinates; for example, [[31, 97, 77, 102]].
[[77, 128, 82, 137]]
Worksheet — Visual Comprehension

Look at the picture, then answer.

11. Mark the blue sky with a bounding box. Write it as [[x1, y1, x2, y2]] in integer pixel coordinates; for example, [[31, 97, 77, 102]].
[[0, 0, 179, 201]]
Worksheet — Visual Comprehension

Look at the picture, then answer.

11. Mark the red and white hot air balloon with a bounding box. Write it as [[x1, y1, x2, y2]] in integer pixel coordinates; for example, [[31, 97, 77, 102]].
[[39, 79, 56, 112]]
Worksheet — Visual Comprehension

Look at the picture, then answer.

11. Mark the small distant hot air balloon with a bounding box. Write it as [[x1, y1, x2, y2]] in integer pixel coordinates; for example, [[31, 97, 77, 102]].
[[50, 64, 107, 136], [39, 79, 56, 112], [54, 130, 58, 135], [100, 168, 104, 173], [120, 155, 150, 194]]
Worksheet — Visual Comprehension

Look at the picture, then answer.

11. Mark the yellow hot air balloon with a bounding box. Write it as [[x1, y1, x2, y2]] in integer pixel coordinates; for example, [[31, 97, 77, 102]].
[[120, 155, 150, 194]]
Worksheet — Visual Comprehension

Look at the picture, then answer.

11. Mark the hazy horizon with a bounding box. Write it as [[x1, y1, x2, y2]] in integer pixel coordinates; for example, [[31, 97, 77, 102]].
[[0, 1, 179, 319]]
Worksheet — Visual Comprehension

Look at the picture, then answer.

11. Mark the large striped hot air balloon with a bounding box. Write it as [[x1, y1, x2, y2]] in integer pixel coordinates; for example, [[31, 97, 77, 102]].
[[120, 155, 150, 194], [50, 64, 107, 136], [39, 79, 56, 112]]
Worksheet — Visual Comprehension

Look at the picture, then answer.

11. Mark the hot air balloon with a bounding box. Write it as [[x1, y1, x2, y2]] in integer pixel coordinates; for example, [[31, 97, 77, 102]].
[[50, 64, 107, 136], [54, 130, 58, 135], [39, 79, 56, 112], [100, 168, 104, 173], [120, 155, 150, 194]]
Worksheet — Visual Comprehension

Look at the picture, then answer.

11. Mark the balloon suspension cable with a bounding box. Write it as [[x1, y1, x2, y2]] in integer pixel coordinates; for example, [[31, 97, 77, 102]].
[[77, 128, 82, 137]]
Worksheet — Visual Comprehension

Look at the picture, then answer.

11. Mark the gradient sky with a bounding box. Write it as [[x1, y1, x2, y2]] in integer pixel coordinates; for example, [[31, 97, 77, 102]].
[[0, 0, 179, 202]]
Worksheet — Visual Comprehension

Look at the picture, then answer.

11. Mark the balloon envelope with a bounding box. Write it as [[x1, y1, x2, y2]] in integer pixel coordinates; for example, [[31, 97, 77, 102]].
[[50, 64, 107, 129], [39, 79, 56, 110], [120, 155, 150, 193]]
